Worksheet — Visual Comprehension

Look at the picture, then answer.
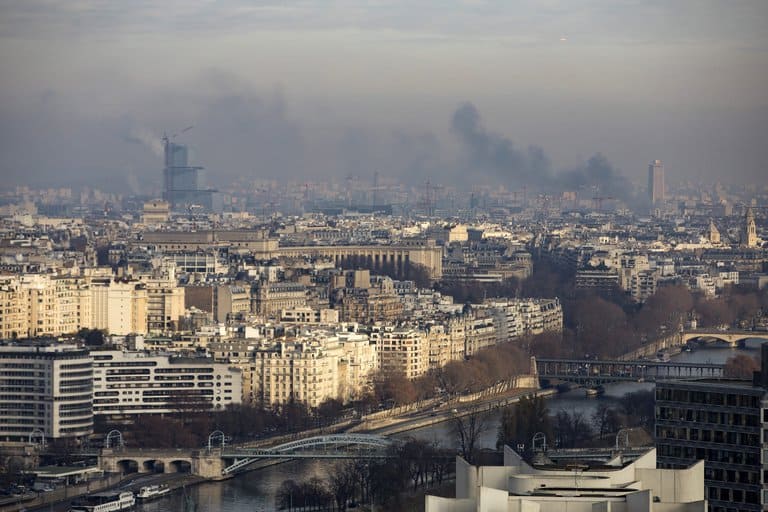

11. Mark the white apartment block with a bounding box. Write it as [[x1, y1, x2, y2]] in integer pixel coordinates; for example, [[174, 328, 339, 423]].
[[0, 342, 93, 443], [372, 326, 428, 380], [464, 314, 496, 356], [630, 269, 658, 303], [426, 447, 705, 512], [488, 298, 563, 341], [0, 272, 159, 339], [693, 274, 717, 297], [91, 350, 241, 416], [210, 331, 377, 407], [279, 306, 340, 324], [0, 276, 28, 339], [143, 279, 185, 333], [90, 277, 148, 336], [424, 322, 465, 370]]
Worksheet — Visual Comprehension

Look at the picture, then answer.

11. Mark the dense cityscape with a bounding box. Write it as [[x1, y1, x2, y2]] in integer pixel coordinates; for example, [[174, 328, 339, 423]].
[[0, 134, 767, 511], [2, 2, 768, 512]]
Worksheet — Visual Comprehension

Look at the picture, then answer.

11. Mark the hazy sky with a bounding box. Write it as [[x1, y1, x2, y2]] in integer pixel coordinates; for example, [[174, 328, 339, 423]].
[[1, 1, 766, 194]]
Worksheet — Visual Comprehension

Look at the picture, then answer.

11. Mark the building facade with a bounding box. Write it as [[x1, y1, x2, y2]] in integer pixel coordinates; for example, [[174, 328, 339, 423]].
[[91, 350, 241, 417], [0, 342, 93, 443], [655, 346, 768, 512], [427, 447, 705, 512], [648, 159, 665, 204]]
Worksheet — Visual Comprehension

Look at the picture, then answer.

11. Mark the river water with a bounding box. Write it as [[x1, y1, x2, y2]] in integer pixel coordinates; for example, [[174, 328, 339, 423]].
[[136, 342, 759, 511]]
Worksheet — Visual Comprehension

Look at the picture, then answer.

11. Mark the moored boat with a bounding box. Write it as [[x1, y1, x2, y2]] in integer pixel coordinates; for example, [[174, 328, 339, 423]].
[[69, 491, 135, 512], [136, 484, 171, 501], [585, 385, 605, 397]]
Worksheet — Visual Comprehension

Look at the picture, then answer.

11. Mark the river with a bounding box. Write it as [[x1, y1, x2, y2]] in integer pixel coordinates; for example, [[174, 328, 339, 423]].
[[118, 342, 764, 511]]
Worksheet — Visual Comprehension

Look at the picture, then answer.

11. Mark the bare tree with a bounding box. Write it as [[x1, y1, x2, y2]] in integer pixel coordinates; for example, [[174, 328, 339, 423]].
[[452, 405, 488, 464], [592, 403, 622, 440], [724, 354, 760, 379], [330, 462, 357, 511]]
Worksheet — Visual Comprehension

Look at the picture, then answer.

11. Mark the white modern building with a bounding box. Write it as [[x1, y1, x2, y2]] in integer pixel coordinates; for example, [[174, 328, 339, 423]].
[[426, 447, 706, 512], [0, 342, 93, 443], [91, 350, 241, 416]]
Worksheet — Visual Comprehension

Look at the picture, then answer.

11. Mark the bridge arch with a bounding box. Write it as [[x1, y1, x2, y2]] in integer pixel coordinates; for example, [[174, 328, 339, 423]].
[[117, 459, 139, 474], [142, 459, 164, 473], [684, 335, 736, 347], [681, 330, 768, 348], [168, 460, 192, 473]]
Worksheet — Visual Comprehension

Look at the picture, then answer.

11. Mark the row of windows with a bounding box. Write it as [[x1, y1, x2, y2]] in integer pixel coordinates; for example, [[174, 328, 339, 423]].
[[707, 486, 759, 505], [155, 367, 214, 374], [656, 387, 761, 408], [657, 426, 759, 446], [656, 406, 759, 427], [658, 443, 760, 466]]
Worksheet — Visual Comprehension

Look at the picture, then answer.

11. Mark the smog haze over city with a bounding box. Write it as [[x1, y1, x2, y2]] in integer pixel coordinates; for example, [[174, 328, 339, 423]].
[[1, 1, 767, 194]]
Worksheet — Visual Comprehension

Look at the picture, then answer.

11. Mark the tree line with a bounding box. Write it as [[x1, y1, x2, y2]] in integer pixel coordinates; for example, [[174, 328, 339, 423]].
[[496, 391, 655, 455], [276, 439, 453, 511], [435, 256, 768, 360]]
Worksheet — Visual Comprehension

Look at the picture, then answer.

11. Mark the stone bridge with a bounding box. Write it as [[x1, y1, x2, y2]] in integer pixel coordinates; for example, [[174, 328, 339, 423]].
[[98, 448, 226, 480], [97, 434, 395, 479], [681, 329, 768, 347]]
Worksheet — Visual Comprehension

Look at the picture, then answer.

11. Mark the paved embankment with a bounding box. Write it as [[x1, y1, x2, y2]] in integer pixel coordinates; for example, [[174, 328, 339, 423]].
[[353, 388, 557, 436]]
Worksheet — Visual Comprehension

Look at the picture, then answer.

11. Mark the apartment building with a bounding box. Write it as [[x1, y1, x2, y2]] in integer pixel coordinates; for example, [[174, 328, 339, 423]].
[[91, 350, 241, 417], [251, 282, 308, 318], [464, 312, 496, 356], [143, 280, 185, 333], [90, 277, 148, 336], [279, 306, 339, 324], [0, 342, 93, 443], [209, 331, 377, 407], [0, 276, 28, 339], [331, 273, 403, 324], [372, 326, 427, 380], [487, 298, 563, 341]]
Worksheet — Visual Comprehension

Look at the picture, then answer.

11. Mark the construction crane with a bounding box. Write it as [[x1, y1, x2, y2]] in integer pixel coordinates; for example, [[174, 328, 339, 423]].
[[172, 125, 194, 139], [161, 125, 195, 150]]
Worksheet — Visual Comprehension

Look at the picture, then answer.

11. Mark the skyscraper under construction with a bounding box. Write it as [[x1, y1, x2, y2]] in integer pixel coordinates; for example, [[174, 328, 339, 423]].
[[162, 134, 219, 211]]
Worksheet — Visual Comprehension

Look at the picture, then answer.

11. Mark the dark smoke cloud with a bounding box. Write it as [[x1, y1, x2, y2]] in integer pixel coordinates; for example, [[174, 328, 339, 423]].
[[560, 153, 632, 200], [450, 102, 633, 199], [451, 102, 552, 188]]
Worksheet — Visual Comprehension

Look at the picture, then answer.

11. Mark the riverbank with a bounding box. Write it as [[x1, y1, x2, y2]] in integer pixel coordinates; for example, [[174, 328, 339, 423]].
[[353, 388, 557, 436], [18, 473, 207, 512]]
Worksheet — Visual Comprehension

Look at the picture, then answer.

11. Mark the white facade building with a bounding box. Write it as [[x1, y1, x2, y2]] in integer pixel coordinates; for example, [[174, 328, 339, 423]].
[[426, 447, 705, 512], [209, 331, 377, 407], [0, 342, 93, 443], [91, 350, 241, 416]]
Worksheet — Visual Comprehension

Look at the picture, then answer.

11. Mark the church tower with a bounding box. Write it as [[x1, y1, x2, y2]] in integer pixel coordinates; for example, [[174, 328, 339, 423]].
[[707, 219, 720, 245], [741, 207, 757, 247]]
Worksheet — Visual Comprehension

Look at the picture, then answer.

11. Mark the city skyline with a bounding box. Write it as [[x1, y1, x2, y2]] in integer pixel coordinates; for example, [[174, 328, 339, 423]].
[[0, 1, 766, 193]]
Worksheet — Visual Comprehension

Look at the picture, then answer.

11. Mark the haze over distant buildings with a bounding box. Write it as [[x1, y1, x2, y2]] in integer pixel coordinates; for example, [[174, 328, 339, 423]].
[[0, 1, 766, 192]]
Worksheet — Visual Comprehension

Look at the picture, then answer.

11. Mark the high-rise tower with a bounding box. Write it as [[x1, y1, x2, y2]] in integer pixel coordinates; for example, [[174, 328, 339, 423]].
[[648, 159, 665, 204], [162, 135, 218, 211]]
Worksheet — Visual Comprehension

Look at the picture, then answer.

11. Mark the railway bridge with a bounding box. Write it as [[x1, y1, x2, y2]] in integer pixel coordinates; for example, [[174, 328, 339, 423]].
[[536, 358, 724, 386]]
